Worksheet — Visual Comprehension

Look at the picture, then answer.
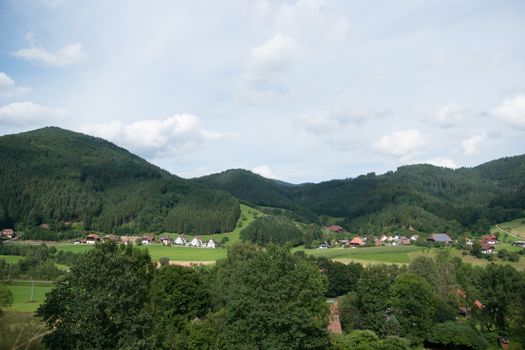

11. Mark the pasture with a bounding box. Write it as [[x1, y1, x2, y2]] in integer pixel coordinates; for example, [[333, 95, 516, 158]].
[[0, 254, 24, 264], [297, 245, 424, 264], [4, 280, 54, 313]]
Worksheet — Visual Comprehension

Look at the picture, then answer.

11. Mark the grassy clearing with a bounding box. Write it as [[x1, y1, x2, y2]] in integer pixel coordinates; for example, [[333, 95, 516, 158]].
[[142, 245, 227, 261], [492, 217, 525, 239], [296, 245, 424, 264], [4, 280, 54, 313], [0, 254, 24, 264]]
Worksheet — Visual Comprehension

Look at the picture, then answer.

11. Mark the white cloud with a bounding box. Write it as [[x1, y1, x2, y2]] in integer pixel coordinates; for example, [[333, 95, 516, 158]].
[[0, 72, 15, 87], [491, 95, 525, 128], [12, 42, 86, 66], [0, 101, 68, 125], [461, 133, 485, 156], [0, 72, 30, 97], [376, 130, 426, 158], [252, 164, 277, 179], [424, 157, 458, 169], [79, 114, 226, 159], [245, 33, 300, 82], [432, 103, 469, 128]]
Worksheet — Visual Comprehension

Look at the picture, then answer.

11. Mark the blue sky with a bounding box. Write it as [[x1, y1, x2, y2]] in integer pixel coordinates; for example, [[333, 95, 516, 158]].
[[1, 0, 524, 183]]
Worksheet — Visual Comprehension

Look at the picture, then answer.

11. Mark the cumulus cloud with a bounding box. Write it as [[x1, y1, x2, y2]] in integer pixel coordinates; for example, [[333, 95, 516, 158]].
[[461, 133, 485, 156], [0, 101, 68, 125], [12, 42, 86, 66], [252, 164, 277, 179], [0, 72, 30, 97], [244, 33, 300, 82], [431, 103, 469, 128], [424, 157, 458, 169], [375, 130, 426, 158], [79, 114, 226, 159], [491, 95, 525, 128]]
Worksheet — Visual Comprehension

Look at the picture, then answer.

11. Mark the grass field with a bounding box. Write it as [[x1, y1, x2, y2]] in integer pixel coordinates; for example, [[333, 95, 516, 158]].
[[0, 254, 24, 263], [492, 217, 525, 240], [296, 245, 425, 264], [4, 280, 54, 313]]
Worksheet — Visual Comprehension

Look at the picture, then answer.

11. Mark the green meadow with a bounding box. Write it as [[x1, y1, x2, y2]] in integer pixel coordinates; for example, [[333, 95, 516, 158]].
[[4, 280, 54, 313]]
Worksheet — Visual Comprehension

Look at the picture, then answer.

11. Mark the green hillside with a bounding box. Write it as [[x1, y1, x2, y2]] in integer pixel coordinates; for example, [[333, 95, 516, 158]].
[[0, 127, 240, 237]]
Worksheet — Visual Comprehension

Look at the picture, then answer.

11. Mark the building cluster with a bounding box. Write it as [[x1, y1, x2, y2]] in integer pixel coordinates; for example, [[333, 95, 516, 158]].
[[0, 228, 15, 239], [74, 234, 217, 248]]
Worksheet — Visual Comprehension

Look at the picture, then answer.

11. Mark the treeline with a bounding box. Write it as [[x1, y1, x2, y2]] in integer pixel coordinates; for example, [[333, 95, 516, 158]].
[[5, 242, 522, 350], [0, 127, 240, 237], [240, 215, 322, 247]]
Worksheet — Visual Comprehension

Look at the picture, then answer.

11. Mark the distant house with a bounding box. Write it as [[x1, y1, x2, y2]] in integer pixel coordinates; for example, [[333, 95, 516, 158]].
[[1, 229, 15, 239], [480, 243, 495, 254], [102, 234, 120, 243], [481, 235, 499, 245], [399, 236, 411, 245], [120, 236, 137, 245], [512, 241, 525, 248], [374, 239, 383, 246], [349, 237, 365, 248], [206, 239, 216, 248], [473, 300, 484, 310], [386, 235, 394, 242], [325, 225, 344, 233], [141, 235, 154, 245], [174, 236, 187, 246], [410, 234, 419, 241], [319, 241, 330, 249], [427, 233, 453, 244], [160, 237, 172, 246], [465, 238, 473, 246], [189, 237, 203, 247], [86, 233, 100, 244], [380, 235, 387, 242]]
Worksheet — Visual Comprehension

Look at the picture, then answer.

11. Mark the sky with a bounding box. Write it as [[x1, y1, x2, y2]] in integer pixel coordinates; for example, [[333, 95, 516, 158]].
[[0, 0, 524, 183]]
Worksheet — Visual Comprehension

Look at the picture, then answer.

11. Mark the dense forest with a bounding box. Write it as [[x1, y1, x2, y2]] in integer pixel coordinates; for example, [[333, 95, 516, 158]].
[[199, 158, 525, 236], [1, 127, 524, 238], [0, 127, 240, 237]]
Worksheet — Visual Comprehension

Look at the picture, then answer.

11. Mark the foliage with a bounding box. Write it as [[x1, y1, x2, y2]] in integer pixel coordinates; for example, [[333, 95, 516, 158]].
[[37, 242, 154, 350], [425, 321, 489, 350], [239, 215, 305, 246], [315, 257, 363, 297], [211, 243, 330, 350]]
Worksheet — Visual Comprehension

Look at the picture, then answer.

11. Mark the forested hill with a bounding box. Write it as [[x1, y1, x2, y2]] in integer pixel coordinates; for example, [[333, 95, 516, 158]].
[[0, 127, 240, 236], [198, 156, 525, 236]]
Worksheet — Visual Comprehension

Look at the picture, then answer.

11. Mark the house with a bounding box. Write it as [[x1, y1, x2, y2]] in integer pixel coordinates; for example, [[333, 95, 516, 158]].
[[338, 239, 349, 246], [480, 243, 495, 254], [189, 237, 203, 247], [325, 225, 344, 233], [512, 241, 525, 248], [102, 234, 120, 242], [410, 234, 419, 241], [386, 235, 394, 242], [319, 241, 330, 249], [174, 236, 187, 246], [481, 235, 499, 245], [473, 300, 484, 310], [86, 233, 100, 244], [465, 238, 473, 246], [141, 235, 154, 245], [399, 236, 411, 245], [349, 237, 365, 248], [120, 236, 138, 245], [206, 239, 216, 248], [427, 233, 453, 244], [393, 235, 399, 242], [374, 239, 383, 246], [380, 235, 387, 242], [160, 237, 172, 246], [1, 229, 15, 239]]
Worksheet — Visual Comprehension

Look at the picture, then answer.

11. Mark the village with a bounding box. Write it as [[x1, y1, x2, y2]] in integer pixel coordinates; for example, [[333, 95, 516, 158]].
[[71, 233, 218, 248]]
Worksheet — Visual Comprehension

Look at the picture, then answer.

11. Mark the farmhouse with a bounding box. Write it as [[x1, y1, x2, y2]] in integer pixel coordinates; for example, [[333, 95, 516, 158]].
[[141, 235, 154, 245], [174, 236, 187, 246], [399, 236, 411, 245], [86, 233, 100, 244], [206, 239, 216, 248], [1, 228, 15, 239], [325, 225, 344, 232], [481, 235, 499, 245], [189, 237, 203, 247], [480, 243, 495, 254], [410, 234, 419, 241], [374, 239, 382, 246], [160, 237, 172, 246], [427, 233, 453, 244], [349, 237, 365, 248]]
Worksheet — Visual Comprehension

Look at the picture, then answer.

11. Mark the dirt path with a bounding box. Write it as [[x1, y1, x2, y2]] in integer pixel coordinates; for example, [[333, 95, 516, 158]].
[[167, 260, 215, 267], [495, 225, 522, 240]]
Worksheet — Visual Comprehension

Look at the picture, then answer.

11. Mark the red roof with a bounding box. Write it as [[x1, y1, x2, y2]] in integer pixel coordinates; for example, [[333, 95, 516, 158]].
[[473, 300, 484, 309], [326, 225, 344, 232], [349, 237, 365, 246]]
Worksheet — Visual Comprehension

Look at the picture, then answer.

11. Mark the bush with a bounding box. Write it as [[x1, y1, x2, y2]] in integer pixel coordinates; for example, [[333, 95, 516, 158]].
[[426, 321, 489, 350]]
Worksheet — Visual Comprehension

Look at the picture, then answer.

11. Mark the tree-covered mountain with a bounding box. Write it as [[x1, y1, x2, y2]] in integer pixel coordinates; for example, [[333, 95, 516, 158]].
[[198, 157, 525, 236], [0, 127, 240, 236]]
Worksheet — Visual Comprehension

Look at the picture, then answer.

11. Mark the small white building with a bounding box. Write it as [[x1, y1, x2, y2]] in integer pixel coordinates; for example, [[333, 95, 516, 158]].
[[141, 236, 154, 245], [206, 239, 216, 248], [160, 237, 171, 246], [174, 236, 187, 246], [189, 237, 203, 247]]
